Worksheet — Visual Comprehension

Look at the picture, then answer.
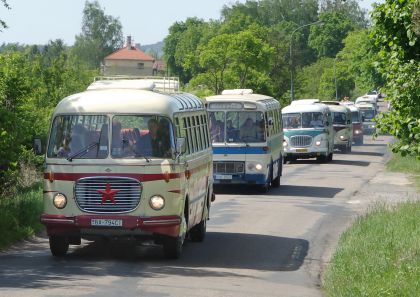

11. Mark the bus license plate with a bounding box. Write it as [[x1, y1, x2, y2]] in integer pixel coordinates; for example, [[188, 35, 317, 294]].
[[296, 148, 308, 153], [91, 219, 123, 227], [216, 174, 232, 180]]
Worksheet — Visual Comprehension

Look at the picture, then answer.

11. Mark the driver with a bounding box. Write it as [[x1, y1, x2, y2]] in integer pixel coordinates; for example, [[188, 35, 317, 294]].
[[240, 117, 257, 140]]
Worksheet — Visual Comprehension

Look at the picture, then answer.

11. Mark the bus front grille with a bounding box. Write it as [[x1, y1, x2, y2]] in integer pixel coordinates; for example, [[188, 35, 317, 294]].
[[290, 135, 313, 147], [75, 177, 142, 213], [213, 161, 245, 174]]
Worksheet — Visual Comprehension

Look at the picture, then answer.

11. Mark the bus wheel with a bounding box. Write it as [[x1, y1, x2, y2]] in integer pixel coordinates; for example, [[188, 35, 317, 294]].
[[189, 204, 207, 242], [49, 236, 69, 257], [163, 210, 186, 259], [328, 152, 333, 162], [272, 159, 281, 188]]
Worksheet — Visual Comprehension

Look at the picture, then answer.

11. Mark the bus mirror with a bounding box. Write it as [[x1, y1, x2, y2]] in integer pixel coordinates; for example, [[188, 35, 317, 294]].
[[268, 117, 274, 126], [176, 138, 186, 155], [347, 120, 351, 125], [33, 137, 43, 155], [326, 121, 330, 127]]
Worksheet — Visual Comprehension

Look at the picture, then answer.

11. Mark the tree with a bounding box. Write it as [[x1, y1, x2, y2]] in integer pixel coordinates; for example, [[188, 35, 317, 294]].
[[0, 0, 10, 31], [319, 0, 368, 28], [308, 11, 354, 58], [337, 30, 384, 96], [72, 0, 123, 69], [371, 0, 420, 158]]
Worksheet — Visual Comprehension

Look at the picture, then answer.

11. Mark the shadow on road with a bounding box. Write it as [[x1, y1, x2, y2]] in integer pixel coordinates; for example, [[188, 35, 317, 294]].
[[348, 151, 385, 157], [330, 159, 371, 166], [0, 232, 308, 288], [271, 185, 343, 198]]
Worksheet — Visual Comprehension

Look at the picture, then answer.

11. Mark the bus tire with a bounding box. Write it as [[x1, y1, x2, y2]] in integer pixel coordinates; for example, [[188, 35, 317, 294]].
[[163, 236, 183, 259], [49, 236, 69, 257], [189, 203, 207, 242], [328, 152, 333, 162], [272, 158, 281, 188]]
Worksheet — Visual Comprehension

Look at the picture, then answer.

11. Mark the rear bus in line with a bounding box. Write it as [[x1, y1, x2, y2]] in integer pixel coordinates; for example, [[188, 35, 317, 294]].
[[344, 104, 364, 145], [282, 99, 334, 162], [39, 77, 214, 259], [322, 101, 353, 153], [356, 102, 377, 135], [206, 89, 283, 192]]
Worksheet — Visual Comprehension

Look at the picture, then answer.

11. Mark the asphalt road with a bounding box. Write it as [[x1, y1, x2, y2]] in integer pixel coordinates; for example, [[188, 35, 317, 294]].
[[1, 107, 418, 297]]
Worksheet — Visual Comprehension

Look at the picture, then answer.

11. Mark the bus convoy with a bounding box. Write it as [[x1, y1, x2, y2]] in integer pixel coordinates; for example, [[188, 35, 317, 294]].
[[37, 77, 378, 258]]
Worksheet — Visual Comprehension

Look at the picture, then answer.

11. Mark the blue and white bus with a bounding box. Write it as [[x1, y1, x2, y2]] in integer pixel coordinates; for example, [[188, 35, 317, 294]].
[[206, 89, 283, 191]]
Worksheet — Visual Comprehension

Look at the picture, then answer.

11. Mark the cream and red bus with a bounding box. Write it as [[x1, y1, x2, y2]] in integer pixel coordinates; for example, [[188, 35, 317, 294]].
[[40, 77, 214, 259]]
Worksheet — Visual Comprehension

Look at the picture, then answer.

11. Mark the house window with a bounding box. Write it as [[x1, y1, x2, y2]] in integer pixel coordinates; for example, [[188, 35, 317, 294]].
[[137, 63, 144, 69]]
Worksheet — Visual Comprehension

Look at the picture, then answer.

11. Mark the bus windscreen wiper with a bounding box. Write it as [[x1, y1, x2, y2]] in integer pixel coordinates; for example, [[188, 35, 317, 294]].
[[67, 142, 99, 162]]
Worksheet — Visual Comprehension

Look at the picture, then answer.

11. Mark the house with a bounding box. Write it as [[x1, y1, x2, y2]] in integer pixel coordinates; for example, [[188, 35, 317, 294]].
[[102, 36, 156, 76]]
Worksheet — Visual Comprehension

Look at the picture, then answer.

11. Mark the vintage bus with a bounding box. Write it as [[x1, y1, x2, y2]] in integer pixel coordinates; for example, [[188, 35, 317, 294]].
[[282, 100, 334, 162], [322, 102, 353, 153], [355, 102, 377, 135], [344, 104, 364, 145], [206, 89, 283, 192], [39, 77, 214, 259]]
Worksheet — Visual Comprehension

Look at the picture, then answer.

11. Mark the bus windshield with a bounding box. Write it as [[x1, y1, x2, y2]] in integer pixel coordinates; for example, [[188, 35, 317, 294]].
[[47, 115, 109, 159], [111, 115, 174, 159], [282, 112, 324, 129], [351, 111, 361, 123], [359, 108, 375, 121], [209, 111, 265, 143], [332, 112, 347, 125]]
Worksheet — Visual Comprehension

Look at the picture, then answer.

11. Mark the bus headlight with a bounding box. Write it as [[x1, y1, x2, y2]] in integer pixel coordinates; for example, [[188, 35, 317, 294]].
[[355, 129, 362, 134], [53, 193, 67, 209], [339, 135, 347, 140], [315, 140, 321, 146], [283, 140, 288, 147], [149, 195, 165, 210], [247, 163, 263, 171]]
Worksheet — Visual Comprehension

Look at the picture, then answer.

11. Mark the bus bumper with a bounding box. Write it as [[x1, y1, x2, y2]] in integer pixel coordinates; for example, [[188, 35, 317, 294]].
[[213, 173, 266, 185], [40, 214, 181, 238]]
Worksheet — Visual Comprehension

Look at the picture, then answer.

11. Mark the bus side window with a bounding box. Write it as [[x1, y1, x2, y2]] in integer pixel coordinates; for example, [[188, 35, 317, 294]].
[[195, 115, 203, 151], [203, 114, 210, 148], [190, 116, 197, 153], [182, 117, 191, 154]]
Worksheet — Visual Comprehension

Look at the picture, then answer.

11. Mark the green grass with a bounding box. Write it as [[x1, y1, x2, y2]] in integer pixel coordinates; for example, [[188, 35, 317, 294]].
[[323, 201, 420, 297], [0, 183, 43, 250], [386, 153, 420, 188]]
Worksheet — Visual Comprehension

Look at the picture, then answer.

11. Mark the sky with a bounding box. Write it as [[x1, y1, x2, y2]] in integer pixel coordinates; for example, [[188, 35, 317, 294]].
[[1, 0, 381, 46]]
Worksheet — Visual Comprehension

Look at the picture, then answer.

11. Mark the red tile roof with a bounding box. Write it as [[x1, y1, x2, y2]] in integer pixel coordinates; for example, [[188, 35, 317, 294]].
[[105, 46, 155, 61]]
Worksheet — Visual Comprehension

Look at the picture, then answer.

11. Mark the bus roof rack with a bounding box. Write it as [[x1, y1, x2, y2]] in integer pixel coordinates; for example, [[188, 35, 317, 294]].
[[291, 99, 320, 105], [88, 76, 180, 93], [221, 89, 253, 95]]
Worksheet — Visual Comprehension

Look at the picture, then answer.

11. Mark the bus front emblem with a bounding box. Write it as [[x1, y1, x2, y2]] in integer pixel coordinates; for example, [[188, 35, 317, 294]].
[[98, 183, 120, 204]]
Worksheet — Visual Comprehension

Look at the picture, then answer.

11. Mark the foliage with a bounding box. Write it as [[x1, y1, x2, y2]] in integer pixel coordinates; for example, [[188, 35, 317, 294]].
[[0, 183, 43, 250], [0, 0, 10, 31], [337, 29, 384, 96], [72, 0, 123, 69], [319, 0, 369, 28], [371, 0, 420, 158], [324, 201, 420, 297], [308, 11, 355, 58]]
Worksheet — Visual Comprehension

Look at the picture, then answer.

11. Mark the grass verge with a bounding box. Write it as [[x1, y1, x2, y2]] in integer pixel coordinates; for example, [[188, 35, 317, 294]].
[[0, 183, 43, 250], [323, 201, 420, 296], [386, 153, 420, 188]]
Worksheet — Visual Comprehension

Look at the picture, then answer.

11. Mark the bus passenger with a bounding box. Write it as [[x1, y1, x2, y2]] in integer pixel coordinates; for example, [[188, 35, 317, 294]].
[[135, 118, 159, 156], [240, 118, 257, 140]]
